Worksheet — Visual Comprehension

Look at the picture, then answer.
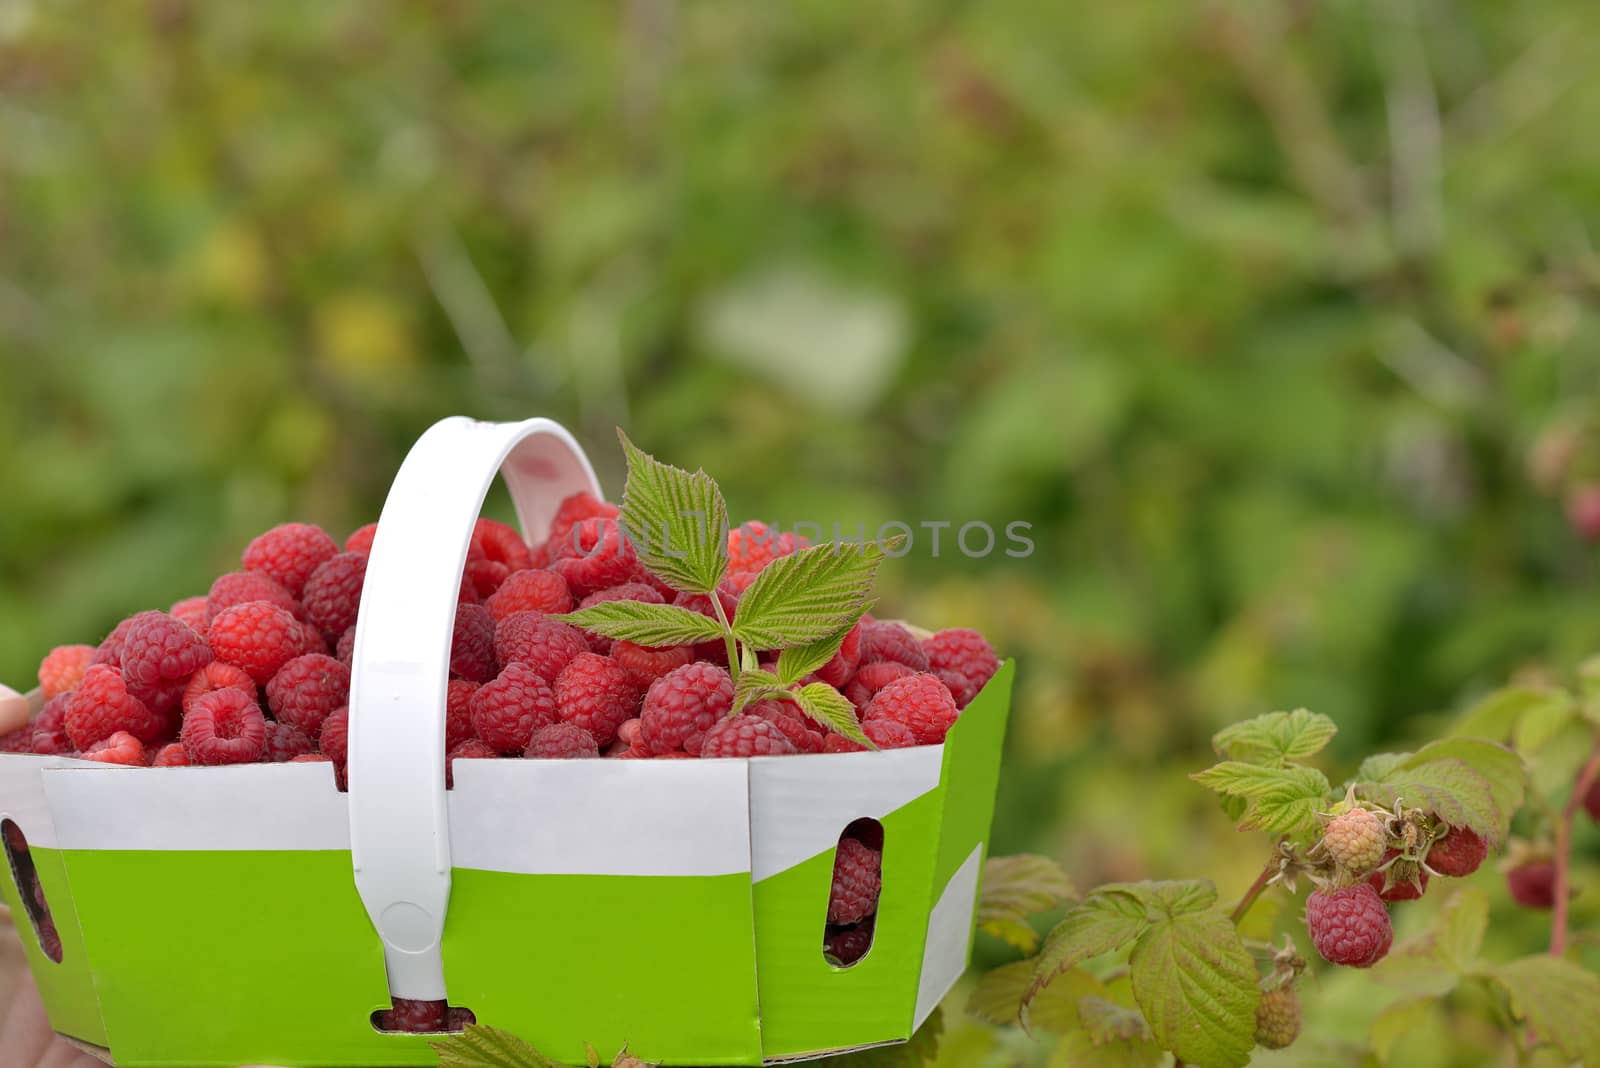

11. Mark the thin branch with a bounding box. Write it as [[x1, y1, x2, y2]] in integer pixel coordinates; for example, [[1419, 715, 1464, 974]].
[[1231, 860, 1278, 925], [1552, 739, 1600, 956]]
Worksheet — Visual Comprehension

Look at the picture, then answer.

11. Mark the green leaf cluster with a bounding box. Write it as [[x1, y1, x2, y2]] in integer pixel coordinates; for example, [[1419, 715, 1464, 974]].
[[1191, 709, 1338, 839]]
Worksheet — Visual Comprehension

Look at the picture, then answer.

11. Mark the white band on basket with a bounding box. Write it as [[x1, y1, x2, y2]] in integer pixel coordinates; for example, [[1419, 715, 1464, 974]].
[[347, 416, 601, 1001]]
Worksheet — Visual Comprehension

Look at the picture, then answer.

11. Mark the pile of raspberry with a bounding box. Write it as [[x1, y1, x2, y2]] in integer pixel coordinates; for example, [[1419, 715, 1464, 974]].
[[10, 497, 1000, 779]]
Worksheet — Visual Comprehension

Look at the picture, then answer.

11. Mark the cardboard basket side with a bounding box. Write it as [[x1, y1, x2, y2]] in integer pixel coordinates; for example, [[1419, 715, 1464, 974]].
[[0, 741, 111, 1050]]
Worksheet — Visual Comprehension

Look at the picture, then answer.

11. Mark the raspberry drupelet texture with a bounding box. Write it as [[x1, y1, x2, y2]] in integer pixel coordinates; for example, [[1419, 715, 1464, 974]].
[[150, 742, 190, 767], [1427, 825, 1488, 877], [265, 654, 351, 739], [524, 722, 600, 759], [493, 610, 588, 684], [552, 516, 643, 597], [81, 731, 146, 766], [65, 665, 164, 749], [89, 617, 140, 670], [29, 696, 72, 755], [1369, 850, 1430, 902], [169, 596, 210, 635], [301, 551, 367, 641], [1305, 882, 1393, 967], [445, 679, 480, 750], [748, 699, 826, 753], [822, 717, 919, 753], [825, 921, 875, 967], [843, 660, 916, 711], [181, 688, 268, 766], [121, 610, 214, 714], [610, 640, 695, 691], [472, 517, 535, 572], [700, 715, 799, 758], [38, 644, 94, 700], [827, 837, 883, 925], [486, 568, 573, 620], [1254, 989, 1301, 1050], [242, 522, 339, 597], [182, 661, 257, 716], [207, 570, 302, 624], [470, 662, 558, 753], [318, 707, 349, 766], [262, 721, 316, 763], [449, 602, 499, 683], [546, 491, 618, 551], [344, 523, 379, 556], [922, 627, 999, 707], [1321, 806, 1388, 874], [573, 582, 666, 652], [814, 622, 863, 689], [335, 625, 357, 666], [1506, 859, 1557, 909], [553, 652, 640, 748], [859, 621, 930, 672], [863, 673, 960, 745], [208, 601, 308, 684], [725, 521, 807, 592], [377, 998, 448, 1034], [641, 662, 735, 756]]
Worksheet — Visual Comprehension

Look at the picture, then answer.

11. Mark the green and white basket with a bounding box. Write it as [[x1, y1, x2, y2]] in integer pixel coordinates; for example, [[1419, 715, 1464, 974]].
[[0, 417, 1013, 1067]]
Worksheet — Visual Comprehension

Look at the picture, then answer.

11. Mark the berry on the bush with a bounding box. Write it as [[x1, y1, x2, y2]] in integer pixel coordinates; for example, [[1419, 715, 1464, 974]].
[[1254, 988, 1301, 1050], [1506, 858, 1557, 909], [1428, 825, 1489, 878], [1321, 806, 1388, 874], [1369, 851, 1430, 902], [1306, 882, 1392, 967]]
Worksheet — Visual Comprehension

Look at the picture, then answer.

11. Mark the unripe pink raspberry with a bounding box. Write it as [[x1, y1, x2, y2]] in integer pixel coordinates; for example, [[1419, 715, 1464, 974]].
[[1306, 882, 1392, 967], [1321, 806, 1387, 874]]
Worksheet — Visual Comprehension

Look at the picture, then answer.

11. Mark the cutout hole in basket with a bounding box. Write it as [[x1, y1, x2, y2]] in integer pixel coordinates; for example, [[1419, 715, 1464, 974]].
[[371, 999, 476, 1035], [2, 819, 63, 963], [823, 817, 883, 969]]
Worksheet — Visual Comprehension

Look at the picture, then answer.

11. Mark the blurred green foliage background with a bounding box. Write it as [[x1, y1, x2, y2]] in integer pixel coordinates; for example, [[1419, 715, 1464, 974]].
[[3, 1, 1600, 1059]]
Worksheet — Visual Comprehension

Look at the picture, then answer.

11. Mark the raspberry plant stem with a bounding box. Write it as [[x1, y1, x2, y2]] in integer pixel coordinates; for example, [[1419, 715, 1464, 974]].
[[1231, 861, 1277, 924], [708, 593, 740, 684], [1551, 736, 1600, 957]]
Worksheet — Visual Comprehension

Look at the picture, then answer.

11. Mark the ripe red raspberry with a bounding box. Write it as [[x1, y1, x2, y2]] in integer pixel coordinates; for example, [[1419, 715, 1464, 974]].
[[828, 837, 883, 925], [859, 621, 930, 672], [843, 660, 916, 711], [1321, 807, 1388, 874], [262, 721, 315, 762], [641, 662, 734, 756], [922, 628, 999, 708], [169, 596, 210, 636], [81, 731, 146, 766], [151, 742, 190, 767], [1305, 883, 1393, 967], [182, 661, 257, 717], [825, 920, 875, 967], [546, 491, 618, 549], [449, 602, 499, 683], [319, 706, 349, 765], [29, 695, 72, 756], [473, 517, 535, 572], [207, 570, 302, 624], [748, 699, 826, 754], [121, 611, 214, 714], [611, 717, 650, 759], [265, 654, 351, 739], [1254, 988, 1301, 1050], [88, 616, 139, 670], [552, 653, 640, 748], [447, 737, 497, 787], [814, 623, 863, 689], [65, 665, 164, 749], [1427, 825, 1488, 877], [1506, 859, 1557, 909], [573, 582, 666, 653], [525, 722, 600, 759], [552, 517, 645, 597], [377, 998, 448, 1034], [863, 673, 959, 745], [446, 679, 479, 750], [181, 688, 267, 765], [470, 662, 558, 753], [301, 551, 367, 641], [38, 644, 95, 699], [610, 640, 695, 690], [1369, 851, 1430, 902], [344, 523, 378, 556], [242, 522, 339, 597], [333, 626, 358, 667], [0, 726, 34, 754], [700, 715, 799, 758], [486, 568, 573, 621], [822, 717, 919, 753], [1586, 775, 1600, 824], [725, 521, 807, 592], [465, 545, 511, 599], [492, 610, 587, 684], [208, 601, 306, 684]]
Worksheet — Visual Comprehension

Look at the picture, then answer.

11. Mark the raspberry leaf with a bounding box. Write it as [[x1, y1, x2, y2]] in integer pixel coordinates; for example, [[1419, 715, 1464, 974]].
[[790, 681, 873, 747], [977, 854, 1077, 954], [1023, 889, 1150, 1025], [1052, 1027, 1164, 1068], [1189, 762, 1330, 837], [1485, 955, 1600, 1064], [774, 605, 870, 685], [1372, 888, 1487, 995], [616, 430, 729, 596], [1402, 739, 1525, 837], [732, 667, 790, 714], [1077, 996, 1154, 1045], [557, 601, 729, 647], [1210, 708, 1337, 765], [731, 541, 891, 650], [1128, 907, 1259, 1068], [1356, 757, 1506, 847], [1449, 685, 1572, 742], [1370, 996, 1442, 1064], [431, 1024, 562, 1068], [968, 960, 1102, 1031]]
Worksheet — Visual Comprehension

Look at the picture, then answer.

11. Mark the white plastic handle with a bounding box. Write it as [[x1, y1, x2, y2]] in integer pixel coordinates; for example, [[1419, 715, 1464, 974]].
[[347, 416, 601, 1000]]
